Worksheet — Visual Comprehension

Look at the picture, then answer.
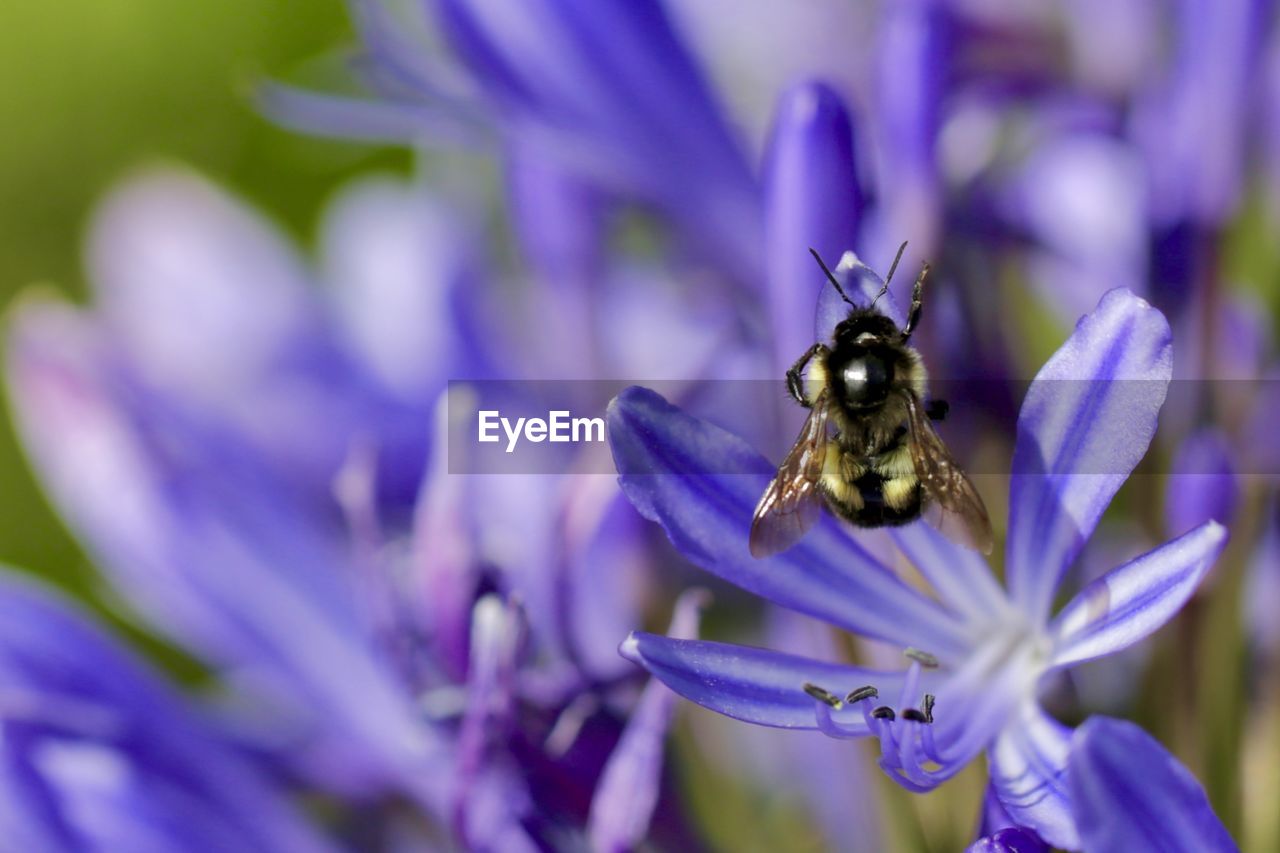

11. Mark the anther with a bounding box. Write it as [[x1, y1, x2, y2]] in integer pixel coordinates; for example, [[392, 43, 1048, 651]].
[[803, 683, 843, 709], [901, 708, 928, 723], [871, 706, 896, 720], [846, 685, 879, 704], [923, 694, 935, 724], [904, 648, 939, 668]]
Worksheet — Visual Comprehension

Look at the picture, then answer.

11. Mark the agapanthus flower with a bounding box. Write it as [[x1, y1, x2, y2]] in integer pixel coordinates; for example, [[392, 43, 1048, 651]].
[[266, 0, 762, 288], [0, 570, 334, 852], [4, 167, 713, 849], [608, 279, 1234, 849]]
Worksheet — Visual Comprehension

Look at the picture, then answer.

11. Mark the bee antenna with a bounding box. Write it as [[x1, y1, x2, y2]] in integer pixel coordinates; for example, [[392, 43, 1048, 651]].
[[808, 248, 856, 307], [870, 241, 909, 309], [884, 241, 909, 288]]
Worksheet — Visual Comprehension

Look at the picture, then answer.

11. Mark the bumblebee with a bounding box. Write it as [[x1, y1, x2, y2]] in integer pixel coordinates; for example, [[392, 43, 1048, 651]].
[[749, 244, 993, 558]]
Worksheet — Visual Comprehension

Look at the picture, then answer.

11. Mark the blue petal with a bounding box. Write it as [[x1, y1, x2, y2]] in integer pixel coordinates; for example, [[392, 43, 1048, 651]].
[[967, 828, 1049, 853], [761, 610, 888, 851], [5, 305, 442, 798], [0, 570, 335, 853], [1243, 499, 1280, 655], [988, 703, 1078, 850], [505, 135, 605, 285], [320, 177, 485, 406], [258, 82, 484, 145], [608, 386, 975, 656], [588, 590, 706, 852], [85, 168, 425, 503], [558, 478, 650, 681], [436, 0, 761, 286], [994, 131, 1147, 322], [873, 0, 948, 253], [620, 632, 902, 730], [1131, 0, 1267, 227], [412, 391, 483, 682], [502, 137, 607, 378], [890, 522, 1010, 625], [762, 81, 866, 372], [1005, 288, 1172, 626], [456, 596, 530, 846], [815, 250, 907, 341], [1069, 717, 1238, 852], [1049, 522, 1226, 669], [970, 784, 1049, 853], [1163, 430, 1238, 537]]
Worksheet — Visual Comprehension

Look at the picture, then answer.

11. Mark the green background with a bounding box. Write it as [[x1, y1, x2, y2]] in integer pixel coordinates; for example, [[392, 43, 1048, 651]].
[[0, 0, 402, 590]]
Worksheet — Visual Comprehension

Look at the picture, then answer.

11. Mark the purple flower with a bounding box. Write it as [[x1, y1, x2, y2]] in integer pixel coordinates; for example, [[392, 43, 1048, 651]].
[[1069, 717, 1237, 852], [608, 285, 1232, 848], [1165, 429, 1239, 539], [5, 167, 703, 848], [762, 81, 867, 375], [267, 0, 761, 287], [0, 570, 334, 852]]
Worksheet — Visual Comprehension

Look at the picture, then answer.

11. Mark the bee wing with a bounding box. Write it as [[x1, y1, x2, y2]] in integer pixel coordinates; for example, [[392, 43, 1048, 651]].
[[901, 390, 994, 555], [749, 392, 832, 558]]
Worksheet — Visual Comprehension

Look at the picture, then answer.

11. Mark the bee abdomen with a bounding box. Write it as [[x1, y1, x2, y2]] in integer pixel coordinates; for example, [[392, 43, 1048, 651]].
[[818, 442, 922, 528]]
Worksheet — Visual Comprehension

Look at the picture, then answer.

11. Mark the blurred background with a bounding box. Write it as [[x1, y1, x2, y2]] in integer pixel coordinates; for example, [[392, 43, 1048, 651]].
[[0, 0, 404, 588], [3, 2, 1280, 851]]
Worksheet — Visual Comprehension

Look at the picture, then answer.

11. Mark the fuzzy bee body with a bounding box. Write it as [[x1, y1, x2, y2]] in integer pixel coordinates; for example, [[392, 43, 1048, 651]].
[[749, 247, 993, 558], [803, 322, 926, 527]]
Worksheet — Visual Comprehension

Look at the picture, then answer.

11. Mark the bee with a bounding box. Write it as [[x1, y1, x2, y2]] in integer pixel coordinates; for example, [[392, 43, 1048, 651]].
[[749, 243, 993, 558]]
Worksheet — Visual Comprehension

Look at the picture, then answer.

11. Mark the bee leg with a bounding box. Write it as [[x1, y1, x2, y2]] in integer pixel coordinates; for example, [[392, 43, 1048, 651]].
[[925, 399, 948, 421], [902, 262, 930, 339], [786, 343, 828, 407]]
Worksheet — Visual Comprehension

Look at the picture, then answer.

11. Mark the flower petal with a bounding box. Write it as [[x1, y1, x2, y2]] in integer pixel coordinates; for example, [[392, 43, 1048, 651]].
[[995, 132, 1147, 321], [456, 595, 528, 845], [762, 610, 887, 851], [1006, 288, 1172, 625], [5, 302, 441, 799], [1049, 521, 1226, 669], [502, 139, 607, 378], [890, 521, 1011, 625], [988, 703, 1078, 850], [1163, 430, 1238, 537], [86, 168, 418, 500], [87, 169, 318, 387], [259, 82, 484, 146], [1131, 0, 1267, 227], [0, 570, 335, 853], [608, 386, 974, 657], [762, 80, 866, 372], [969, 784, 1050, 853], [815, 250, 906, 342], [1069, 717, 1237, 852], [1243, 499, 1280, 656], [321, 177, 486, 405], [873, 0, 948, 253], [437, 0, 760, 285], [966, 829, 1049, 853], [588, 590, 706, 853], [620, 632, 902, 730], [412, 390, 483, 682], [557, 477, 650, 681]]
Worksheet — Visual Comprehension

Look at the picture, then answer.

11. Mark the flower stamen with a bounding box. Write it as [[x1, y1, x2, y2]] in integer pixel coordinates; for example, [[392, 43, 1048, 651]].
[[803, 682, 843, 709], [904, 647, 940, 668], [846, 685, 879, 704]]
